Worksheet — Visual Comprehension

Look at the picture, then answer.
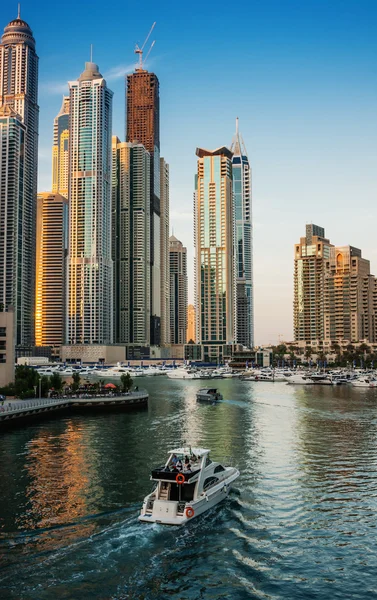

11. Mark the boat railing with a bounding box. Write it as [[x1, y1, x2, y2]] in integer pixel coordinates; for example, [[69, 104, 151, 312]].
[[151, 467, 200, 482]]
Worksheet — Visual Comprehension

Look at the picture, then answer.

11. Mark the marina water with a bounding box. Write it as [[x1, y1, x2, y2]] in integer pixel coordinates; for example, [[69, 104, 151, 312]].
[[1, 379, 377, 599]]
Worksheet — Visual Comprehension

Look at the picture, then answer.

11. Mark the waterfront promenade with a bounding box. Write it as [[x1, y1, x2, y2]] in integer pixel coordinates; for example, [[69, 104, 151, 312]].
[[0, 390, 148, 426]]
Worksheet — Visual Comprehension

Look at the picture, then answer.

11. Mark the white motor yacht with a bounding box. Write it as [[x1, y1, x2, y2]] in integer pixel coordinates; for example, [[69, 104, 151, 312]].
[[286, 374, 313, 385], [139, 448, 239, 525], [103, 367, 131, 378], [166, 366, 198, 379], [310, 374, 333, 385], [351, 377, 374, 388], [142, 366, 167, 376]]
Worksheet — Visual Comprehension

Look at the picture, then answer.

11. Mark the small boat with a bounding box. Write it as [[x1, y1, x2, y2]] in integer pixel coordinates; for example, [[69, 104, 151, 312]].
[[166, 366, 198, 379], [351, 377, 374, 388], [310, 374, 333, 385], [196, 388, 222, 402], [286, 374, 313, 385], [139, 448, 239, 525]]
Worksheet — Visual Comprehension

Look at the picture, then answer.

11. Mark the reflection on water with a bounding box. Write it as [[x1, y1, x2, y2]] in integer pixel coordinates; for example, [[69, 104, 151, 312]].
[[1, 379, 377, 599]]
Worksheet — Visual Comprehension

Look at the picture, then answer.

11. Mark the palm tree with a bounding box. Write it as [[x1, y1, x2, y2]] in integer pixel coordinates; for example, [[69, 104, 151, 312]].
[[359, 343, 370, 356], [305, 346, 312, 361]]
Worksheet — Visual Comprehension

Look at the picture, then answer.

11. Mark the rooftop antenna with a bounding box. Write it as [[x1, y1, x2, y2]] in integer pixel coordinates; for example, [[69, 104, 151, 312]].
[[236, 116, 239, 135], [135, 22, 156, 71], [17, 3, 21, 18], [90, 44, 93, 62]]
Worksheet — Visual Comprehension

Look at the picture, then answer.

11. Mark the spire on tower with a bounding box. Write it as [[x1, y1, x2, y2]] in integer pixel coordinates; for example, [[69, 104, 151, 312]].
[[17, 3, 21, 19], [230, 117, 248, 157]]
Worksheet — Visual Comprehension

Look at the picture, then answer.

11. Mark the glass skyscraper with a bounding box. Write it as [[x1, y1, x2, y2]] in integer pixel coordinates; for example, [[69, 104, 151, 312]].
[[52, 96, 70, 198], [0, 11, 39, 345], [112, 137, 151, 345], [231, 119, 254, 348], [67, 62, 113, 344], [169, 235, 187, 345], [0, 106, 26, 344]]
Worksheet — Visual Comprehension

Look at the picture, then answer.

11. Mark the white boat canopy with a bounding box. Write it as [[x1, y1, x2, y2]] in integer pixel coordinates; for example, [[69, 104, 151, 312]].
[[168, 447, 210, 458]]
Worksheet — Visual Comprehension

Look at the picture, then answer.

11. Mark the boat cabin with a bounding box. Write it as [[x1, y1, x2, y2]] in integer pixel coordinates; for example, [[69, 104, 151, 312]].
[[149, 448, 219, 505]]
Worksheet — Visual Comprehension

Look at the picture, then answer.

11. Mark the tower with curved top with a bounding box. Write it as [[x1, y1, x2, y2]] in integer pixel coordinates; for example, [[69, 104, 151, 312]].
[[0, 11, 39, 345], [194, 146, 235, 363]]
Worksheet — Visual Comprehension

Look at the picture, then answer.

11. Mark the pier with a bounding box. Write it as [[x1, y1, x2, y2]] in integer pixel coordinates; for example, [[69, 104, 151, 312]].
[[0, 391, 149, 427]]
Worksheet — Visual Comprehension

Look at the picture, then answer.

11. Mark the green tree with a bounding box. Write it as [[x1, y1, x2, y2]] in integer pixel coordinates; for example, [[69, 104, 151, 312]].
[[40, 376, 50, 397], [72, 372, 81, 392], [276, 344, 287, 357], [359, 343, 370, 356], [14, 365, 39, 397], [120, 372, 133, 393], [304, 346, 313, 360], [49, 372, 63, 393]]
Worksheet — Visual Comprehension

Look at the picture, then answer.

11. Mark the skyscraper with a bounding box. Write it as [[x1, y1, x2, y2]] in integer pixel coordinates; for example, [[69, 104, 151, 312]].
[[169, 236, 187, 345], [194, 147, 235, 362], [67, 62, 113, 345], [230, 119, 254, 348], [294, 224, 333, 342], [0, 11, 39, 344], [52, 96, 70, 197], [126, 69, 161, 345], [324, 246, 377, 343], [35, 193, 68, 348], [112, 137, 150, 345], [160, 158, 170, 346], [0, 105, 26, 344]]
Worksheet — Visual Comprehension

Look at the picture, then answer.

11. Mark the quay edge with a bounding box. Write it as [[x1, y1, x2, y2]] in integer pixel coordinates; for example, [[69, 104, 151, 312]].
[[0, 391, 149, 429]]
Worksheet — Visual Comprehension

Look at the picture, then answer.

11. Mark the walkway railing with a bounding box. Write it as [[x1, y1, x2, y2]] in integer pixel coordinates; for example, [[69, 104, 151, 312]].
[[0, 390, 148, 416]]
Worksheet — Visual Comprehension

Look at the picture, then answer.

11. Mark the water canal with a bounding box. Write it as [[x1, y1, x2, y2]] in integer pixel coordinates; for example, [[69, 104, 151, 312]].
[[1, 379, 377, 599]]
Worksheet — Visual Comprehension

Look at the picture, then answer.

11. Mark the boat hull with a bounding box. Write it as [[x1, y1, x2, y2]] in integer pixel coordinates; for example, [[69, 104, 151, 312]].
[[139, 471, 239, 525]]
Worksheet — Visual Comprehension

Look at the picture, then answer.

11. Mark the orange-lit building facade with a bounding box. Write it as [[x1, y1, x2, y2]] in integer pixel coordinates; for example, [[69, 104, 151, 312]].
[[35, 192, 68, 348], [194, 147, 235, 362], [187, 304, 195, 343], [324, 246, 377, 343], [294, 224, 377, 344]]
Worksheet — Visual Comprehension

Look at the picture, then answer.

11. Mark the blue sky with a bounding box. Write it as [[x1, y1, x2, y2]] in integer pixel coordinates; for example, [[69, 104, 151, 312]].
[[1, 0, 376, 344]]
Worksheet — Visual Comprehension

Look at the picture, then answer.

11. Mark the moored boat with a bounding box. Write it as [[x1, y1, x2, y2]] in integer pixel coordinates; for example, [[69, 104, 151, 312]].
[[139, 448, 239, 525]]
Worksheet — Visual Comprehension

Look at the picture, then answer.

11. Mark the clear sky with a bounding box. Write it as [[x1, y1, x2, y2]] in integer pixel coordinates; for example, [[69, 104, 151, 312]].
[[1, 1, 376, 345]]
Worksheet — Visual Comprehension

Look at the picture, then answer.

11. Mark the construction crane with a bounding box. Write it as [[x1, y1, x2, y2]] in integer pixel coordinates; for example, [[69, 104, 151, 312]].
[[135, 22, 156, 71]]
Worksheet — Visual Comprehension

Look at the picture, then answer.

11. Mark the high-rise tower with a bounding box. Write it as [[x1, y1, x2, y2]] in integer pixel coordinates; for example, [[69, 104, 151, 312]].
[[230, 119, 254, 348], [0, 105, 26, 344], [126, 68, 161, 345], [293, 224, 333, 342], [194, 147, 235, 363], [169, 236, 187, 345], [160, 158, 170, 346], [67, 62, 113, 344], [52, 96, 70, 197], [112, 136, 151, 345], [0, 11, 39, 344], [35, 193, 68, 349]]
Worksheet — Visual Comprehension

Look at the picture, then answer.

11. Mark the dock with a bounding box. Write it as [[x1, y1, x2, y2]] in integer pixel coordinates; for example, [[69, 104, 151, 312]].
[[0, 391, 149, 427]]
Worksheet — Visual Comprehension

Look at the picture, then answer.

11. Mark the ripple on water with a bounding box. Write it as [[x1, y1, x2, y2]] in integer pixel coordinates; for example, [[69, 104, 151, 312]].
[[1, 380, 377, 599]]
